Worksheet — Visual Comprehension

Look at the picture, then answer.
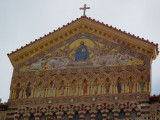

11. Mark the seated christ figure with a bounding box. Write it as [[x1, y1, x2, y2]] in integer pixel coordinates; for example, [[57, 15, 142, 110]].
[[75, 41, 89, 61]]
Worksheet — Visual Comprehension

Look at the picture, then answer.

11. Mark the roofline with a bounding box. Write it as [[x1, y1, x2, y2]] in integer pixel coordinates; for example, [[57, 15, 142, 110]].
[[7, 16, 159, 56]]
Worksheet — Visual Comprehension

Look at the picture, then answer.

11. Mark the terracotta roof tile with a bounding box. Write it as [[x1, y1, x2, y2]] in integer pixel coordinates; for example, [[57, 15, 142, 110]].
[[7, 16, 159, 55]]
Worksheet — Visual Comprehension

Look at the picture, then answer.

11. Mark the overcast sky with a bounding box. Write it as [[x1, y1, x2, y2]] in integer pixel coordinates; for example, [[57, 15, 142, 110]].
[[0, 0, 160, 102]]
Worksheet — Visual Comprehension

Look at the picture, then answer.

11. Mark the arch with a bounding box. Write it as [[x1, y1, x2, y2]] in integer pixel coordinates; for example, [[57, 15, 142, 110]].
[[130, 109, 137, 117], [26, 82, 31, 98], [92, 78, 99, 95], [37, 81, 43, 97], [81, 79, 88, 95], [119, 109, 125, 119], [116, 77, 122, 93], [107, 110, 114, 120], [73, 111, 80, 120], [40, 113, 46, 120], [84, 111, 91, 120], [139, 76, 145, 92], [61, 112, 68, 120], [70, 80, 77, 96], [128, 76, 133, 93], [96, 111, 103, 120], [15, 83, 21, 99], [48, 81, 53, 97], [29, 114, 35, 120], [59, 81, 65, 96], [18, 115, 24, 120]]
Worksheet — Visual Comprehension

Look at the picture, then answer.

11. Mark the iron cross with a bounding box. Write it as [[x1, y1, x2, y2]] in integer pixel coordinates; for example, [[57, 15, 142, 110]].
[[80, 4, 90, 16]]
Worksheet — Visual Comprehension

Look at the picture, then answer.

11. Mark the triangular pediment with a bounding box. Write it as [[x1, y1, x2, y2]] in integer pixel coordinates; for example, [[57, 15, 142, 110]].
[[8, 16, 158, 67], [18, 33, 145, 73]]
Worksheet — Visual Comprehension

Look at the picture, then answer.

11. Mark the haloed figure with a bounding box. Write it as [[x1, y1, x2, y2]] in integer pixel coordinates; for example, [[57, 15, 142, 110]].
[[75, 41, 89, 61]]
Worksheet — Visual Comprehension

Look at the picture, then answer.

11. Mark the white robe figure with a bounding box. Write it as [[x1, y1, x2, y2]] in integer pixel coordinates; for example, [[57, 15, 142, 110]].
[[38, 87, 42, 97], [72, 85, 76, 95], [49, 87, 53, 97]]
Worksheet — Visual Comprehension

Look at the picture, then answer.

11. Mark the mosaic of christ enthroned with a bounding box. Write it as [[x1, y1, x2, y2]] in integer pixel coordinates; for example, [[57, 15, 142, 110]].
[[19, 36, 144, 72]]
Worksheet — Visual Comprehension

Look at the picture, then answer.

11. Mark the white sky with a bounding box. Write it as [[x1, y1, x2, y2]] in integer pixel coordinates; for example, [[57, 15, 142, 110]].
[[0, 0, 160, 102]]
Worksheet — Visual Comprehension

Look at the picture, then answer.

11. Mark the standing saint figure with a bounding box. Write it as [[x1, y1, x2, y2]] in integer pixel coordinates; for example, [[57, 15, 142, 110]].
[[37, 82, 43, 97], [94, 83, 98, 95], [16, 88, 21, 99], [72, 84, 76, 95], [49, 84, 53, 97], [26, 85, 31, 98], [128, 77, 133, 93], [139, 76, 145, 92], [38, 87, 42, 97], [82, 81, 88, 95], [117, 77, 122, 93], [75, 41, 89, 61], [59, 85, 65, 95], [106, 78, 111, 93]]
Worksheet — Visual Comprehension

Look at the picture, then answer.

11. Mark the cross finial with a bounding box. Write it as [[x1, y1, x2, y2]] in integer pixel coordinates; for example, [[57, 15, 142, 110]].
[[80, 4, 90, 16]]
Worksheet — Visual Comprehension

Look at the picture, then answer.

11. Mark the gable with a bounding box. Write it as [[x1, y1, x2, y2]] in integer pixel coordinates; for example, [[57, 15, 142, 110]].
[[17, 33, 146, 73], [8, 17, 158, 68]]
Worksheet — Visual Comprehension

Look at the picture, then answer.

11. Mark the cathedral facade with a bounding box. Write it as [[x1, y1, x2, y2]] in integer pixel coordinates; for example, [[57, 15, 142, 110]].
[[1, 16, 160, 120]]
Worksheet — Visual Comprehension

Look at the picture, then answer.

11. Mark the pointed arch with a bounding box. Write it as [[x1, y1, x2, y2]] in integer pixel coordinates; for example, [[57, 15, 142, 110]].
[[107, 110, 114, 119], [59, 80, 65, 96], [119, 109, 125, 119], [37, 81, 43, 97], [116, 77, 122, 93], [96, 111, 103, 120], [139, 76, 145, 92], [93, 78, 99, 95], [70, 80, 77, 96], [73, 111, 80, 120], [105, 77, 111, 94], [61, 112, 68, 120], [48, 81, 53, 97], [81, 79, 88, 95], [130, 109, 137, 117], [29, 114, 35, 120], [84, 111, 91, 120], [128, 76, 133, 93]]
